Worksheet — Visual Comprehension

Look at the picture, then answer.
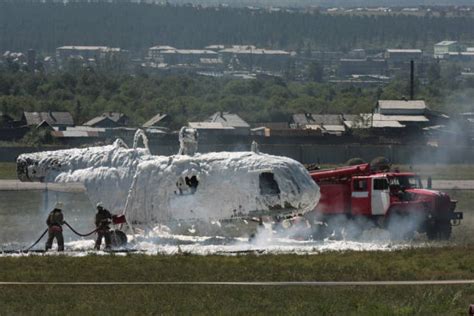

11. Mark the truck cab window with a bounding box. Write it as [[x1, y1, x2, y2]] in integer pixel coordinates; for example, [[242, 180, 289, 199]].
[[373, 178, 389, 190], [259, 172, 280, 195]]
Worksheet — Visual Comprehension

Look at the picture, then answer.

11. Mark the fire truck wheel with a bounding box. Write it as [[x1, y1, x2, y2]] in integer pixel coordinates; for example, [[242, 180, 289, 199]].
[[426, 220, 452, 240], [110, 230, 128, 247]]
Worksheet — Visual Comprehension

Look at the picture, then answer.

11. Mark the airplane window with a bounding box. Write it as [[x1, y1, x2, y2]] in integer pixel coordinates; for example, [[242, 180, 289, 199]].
[[259, 172, 280, 195], [185, 175, 199, 193], [176, 175, 199, 195]]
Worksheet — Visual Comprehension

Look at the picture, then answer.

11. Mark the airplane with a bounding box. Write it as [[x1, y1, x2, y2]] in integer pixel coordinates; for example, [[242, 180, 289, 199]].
[[16, 129, 320, 234]]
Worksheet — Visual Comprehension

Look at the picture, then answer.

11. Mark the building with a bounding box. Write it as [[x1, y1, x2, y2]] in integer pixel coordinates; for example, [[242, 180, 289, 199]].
[[219, 46, 291, 71], [149, 48, 219, 65], [445, 52, 474, 63], [434, 41, 459, 59], [142, 113, 172, 129], [148, 45, 177, 61], [56, 46, 129, 68], [83, 112, 129, 128], [21, 111, 74, 128], [373, 100, 436, 129], [385, 49, 423, 67], [291, 113, 347, 135], [187, 122, 236, 136], [343, 114, 405, 129], [338, 58, 387, 76], [375, 100, 427, 115], [206, 112, 250, 135]]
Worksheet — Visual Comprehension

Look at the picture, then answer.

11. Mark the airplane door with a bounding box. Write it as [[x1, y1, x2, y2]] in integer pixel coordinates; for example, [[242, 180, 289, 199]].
[[371, 177, 390, 215]]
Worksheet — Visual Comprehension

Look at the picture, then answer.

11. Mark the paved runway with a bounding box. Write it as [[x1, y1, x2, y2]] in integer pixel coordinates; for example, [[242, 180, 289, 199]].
[[0, 179, 473, 192], [0, 180, 85, 192], [1, 280, 474, 286]]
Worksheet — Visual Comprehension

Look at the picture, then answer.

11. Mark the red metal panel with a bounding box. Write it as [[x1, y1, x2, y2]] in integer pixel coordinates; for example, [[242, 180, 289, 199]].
[[315, 182, 351, 215]]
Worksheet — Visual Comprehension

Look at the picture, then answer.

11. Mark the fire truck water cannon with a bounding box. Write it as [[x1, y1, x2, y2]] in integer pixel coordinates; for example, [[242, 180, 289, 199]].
[[308, 163, 463, 240]]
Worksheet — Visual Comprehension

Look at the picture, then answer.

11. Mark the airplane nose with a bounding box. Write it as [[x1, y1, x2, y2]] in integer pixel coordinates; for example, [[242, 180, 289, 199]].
[[16, 157, 30, 181]]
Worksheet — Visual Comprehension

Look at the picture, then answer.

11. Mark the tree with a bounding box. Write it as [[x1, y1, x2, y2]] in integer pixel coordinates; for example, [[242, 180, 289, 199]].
[[307, 62, 323, 83], [427, 62, 441, 84]]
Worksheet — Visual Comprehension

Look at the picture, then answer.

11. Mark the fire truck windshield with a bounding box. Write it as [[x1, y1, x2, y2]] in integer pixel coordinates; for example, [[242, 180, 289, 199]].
[[389, 175, 422, 189]]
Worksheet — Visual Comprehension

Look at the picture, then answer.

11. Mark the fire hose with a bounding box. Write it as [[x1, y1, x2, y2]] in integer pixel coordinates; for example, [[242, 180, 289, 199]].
[[23, 228, 48, 252], [63, 221, 99, 237], [3, 223, 99, 253]]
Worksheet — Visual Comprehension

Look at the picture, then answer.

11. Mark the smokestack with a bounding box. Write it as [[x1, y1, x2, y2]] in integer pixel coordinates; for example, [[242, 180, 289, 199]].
[[410, 60, 414, 100]]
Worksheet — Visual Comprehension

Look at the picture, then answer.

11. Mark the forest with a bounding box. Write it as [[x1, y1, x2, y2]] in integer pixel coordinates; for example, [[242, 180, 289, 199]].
[[0, 61, 473, 128], [0, 2, 474, 53]]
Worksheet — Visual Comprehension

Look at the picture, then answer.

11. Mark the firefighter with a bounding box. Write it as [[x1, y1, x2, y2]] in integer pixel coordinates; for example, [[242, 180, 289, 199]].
[[45, 202, 65, 252], [94, 202, 112, 250]]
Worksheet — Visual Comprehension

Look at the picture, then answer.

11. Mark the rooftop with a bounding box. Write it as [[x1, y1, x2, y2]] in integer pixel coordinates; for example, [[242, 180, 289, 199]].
[[372, 113, 429, 122], [149, 45, 176, 51], [161, 49, 218, 55], [219, 48, 290, 55], [386, 49, 422, 53], [435, 41, 458, 46], [188, 122, 235, 130], [57, 46, 109, 51], [23, 111, 74, 126], [142, 113, 168, 128], [377, 100, 427, 111], [207, 112, 250, 128]]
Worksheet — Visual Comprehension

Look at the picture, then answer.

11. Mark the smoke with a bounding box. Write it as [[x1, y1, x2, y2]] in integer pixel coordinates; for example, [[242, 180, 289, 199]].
[[247, 209, 428, 248]]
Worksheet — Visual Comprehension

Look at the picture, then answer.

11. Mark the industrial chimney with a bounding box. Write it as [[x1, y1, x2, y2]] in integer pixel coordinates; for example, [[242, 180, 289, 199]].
[[410, 60, 415, 100]]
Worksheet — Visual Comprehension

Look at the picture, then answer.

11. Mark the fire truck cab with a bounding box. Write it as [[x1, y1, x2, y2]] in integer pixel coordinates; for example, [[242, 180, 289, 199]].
[[309, 163, 463, 240]]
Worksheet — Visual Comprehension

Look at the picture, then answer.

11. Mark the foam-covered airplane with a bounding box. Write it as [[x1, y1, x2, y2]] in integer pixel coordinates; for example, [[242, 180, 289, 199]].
[[17, 129, 320, 228]]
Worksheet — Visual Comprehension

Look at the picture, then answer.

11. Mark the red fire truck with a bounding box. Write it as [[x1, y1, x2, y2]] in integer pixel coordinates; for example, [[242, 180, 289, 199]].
[[308, 163, 463, 240]]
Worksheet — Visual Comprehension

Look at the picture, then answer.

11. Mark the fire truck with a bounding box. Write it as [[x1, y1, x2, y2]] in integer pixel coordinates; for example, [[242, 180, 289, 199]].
[[308, 163, 463, 240]]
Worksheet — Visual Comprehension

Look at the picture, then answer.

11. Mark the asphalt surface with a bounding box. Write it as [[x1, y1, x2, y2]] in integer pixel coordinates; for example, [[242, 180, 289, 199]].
[[0, 180, 85, 192], [1, 280, 474, 286], [0, 180, 473, 191]]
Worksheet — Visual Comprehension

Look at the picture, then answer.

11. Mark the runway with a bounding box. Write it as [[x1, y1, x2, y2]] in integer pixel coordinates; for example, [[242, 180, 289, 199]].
[[1, 179, 473, 192], [1, 280, 474, 286]]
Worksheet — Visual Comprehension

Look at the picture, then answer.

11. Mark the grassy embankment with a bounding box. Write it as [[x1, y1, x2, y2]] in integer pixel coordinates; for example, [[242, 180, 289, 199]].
[[1, 248, 474, 314]]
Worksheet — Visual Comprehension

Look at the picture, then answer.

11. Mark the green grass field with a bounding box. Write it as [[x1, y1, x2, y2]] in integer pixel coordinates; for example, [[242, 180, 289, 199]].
[[0, 162, 16, 179], [2, 249, 474, 314]]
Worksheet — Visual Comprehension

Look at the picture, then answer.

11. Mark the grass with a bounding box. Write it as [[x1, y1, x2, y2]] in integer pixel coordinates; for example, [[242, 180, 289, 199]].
[[2, 249, 474, 314], [3, 248, 474, 282], [2, 284, 474, 314], [0, 162, 17, 179]]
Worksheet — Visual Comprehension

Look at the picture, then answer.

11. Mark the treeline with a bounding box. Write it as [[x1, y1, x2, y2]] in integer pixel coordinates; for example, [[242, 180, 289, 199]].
[[0, 2, 474, 53], [1, 64, 473, 128], [0, 69, 376, 127]]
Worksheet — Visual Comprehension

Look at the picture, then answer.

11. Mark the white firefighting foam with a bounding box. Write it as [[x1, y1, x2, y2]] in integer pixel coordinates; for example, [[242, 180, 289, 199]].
[[124, 151, 318, 223], [1, 229, 429, 257], [17, 131, 319, 225]]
